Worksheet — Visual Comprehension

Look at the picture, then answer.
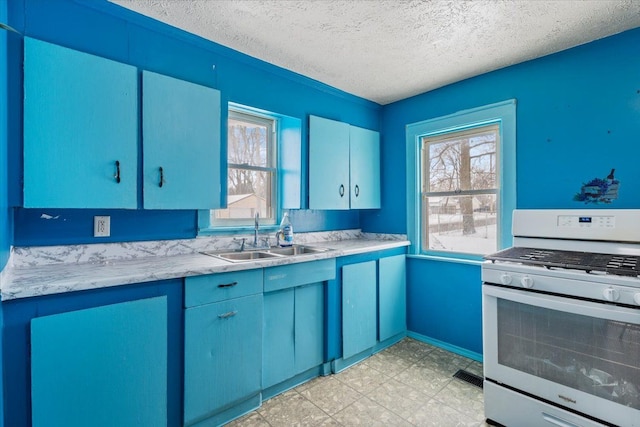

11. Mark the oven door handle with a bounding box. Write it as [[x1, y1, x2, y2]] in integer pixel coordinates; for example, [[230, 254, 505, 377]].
[[483, 284, 639, 323], [542, 413, 581, 427]]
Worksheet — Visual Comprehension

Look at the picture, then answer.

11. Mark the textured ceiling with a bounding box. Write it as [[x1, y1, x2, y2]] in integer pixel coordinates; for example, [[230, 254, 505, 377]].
[[111, 0, 640, 105]]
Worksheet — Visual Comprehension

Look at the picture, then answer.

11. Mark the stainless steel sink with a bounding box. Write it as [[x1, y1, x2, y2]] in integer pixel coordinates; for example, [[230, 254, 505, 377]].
[[201, 244, 330, 262], [201, 250, 283, 262], [268, 245, 329, 256]]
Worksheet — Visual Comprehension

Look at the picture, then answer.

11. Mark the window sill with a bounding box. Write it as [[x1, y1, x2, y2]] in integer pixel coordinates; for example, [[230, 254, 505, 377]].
[[198, 224, 280, 237], [406, 253, 484, 266]]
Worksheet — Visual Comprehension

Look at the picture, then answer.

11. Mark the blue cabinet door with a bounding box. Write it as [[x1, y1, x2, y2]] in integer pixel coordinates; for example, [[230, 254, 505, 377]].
[[31, 296, 167, 427], [342, 261, 377, 359], [23, 38, 138, 208], [184, 294, 262, 426], [349, 125, 381, 209], [142, 71, 222, 209], [378, 255, 407, 341], [263, 289, 295, 389], [294, 282, 324, 373], [309, 116, 381, 210], [263, 262, 329, 390], [309, 115, 350, 210]]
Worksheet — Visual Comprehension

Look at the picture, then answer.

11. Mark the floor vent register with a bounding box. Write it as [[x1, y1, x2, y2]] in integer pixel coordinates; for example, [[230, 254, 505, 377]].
[[452, 369, 484, 389]]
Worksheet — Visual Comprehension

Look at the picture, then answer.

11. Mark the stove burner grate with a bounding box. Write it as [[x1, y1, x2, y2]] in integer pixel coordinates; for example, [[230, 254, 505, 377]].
[[606, 256, 639, 276], [485, 247, 640, 277]]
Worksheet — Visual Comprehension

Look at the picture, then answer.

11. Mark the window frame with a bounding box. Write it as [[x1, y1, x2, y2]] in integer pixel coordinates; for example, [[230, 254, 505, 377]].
[[197, 101, 306, 237], [421, 123, 500, 255], [213, 108, 278, 228], [406, 100, 516, 260]]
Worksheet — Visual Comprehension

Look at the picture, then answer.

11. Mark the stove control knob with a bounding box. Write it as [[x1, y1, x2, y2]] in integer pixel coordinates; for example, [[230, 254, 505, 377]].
[[520, 276, 534, 289], [500, 273, 512, 285], [603, 287, 620, 302], [634, 293, 640, 306]]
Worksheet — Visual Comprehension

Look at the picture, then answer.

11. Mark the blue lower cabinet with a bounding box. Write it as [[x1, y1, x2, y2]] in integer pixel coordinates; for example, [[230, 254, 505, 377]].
[[184, 294, 263, 427], [342, 261, 377, 359], [262, 283, 325, 395], [262, 260, 334, 397], [327, 248, 408, 372], [2, 280, 183, 427], [378, 254, 407, 341], [294, 283, 325, 373], [262, 289, 295, 389], [31, 297, 168, 427]]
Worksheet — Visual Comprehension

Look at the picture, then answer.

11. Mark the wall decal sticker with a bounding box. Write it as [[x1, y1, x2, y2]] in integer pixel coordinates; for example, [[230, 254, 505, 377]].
[[574, 168, 620, 204]]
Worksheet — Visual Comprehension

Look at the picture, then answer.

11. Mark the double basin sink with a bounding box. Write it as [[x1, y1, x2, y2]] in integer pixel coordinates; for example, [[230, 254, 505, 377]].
[[201, 244, 330, 263]]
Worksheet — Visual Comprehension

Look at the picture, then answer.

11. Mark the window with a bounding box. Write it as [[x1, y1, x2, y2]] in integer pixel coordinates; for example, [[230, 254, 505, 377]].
[[213, 108, 277, 227], [198, 104, 302, 233], [422, 124, 498, 254], [406, 100, 516, 258]]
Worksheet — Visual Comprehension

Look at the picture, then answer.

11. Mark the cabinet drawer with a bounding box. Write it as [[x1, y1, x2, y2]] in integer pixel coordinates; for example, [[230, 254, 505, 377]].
[[264, 258, 336, 293], [185, 269, 262, 307]]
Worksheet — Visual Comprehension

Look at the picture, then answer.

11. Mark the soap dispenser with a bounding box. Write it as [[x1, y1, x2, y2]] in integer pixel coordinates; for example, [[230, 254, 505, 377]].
[[277, 211, 294, 247]]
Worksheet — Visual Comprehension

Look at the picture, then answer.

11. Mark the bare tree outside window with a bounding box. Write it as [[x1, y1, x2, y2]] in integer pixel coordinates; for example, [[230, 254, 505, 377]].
[[421, 124, 499, 254], [212, 110, 277, 226]]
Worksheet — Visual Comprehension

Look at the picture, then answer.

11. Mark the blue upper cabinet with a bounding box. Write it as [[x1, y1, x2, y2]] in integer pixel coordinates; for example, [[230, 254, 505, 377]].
[[23, 40, 222, 210], [309, 115, 350, 209], [23, 38, 138, 208], [349, 125, 381, 209], [142, 71, 222, 209], [308, 115, 380, 210]]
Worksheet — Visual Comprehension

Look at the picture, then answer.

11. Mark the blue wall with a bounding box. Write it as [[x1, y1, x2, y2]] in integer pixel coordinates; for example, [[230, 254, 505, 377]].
[[407, 258, 482, 355], [1, 1, 11, 270], [0, 2, 8, 424], [8, 0, 375, 246], [363, 28, 640, 234], [372, 28, 640, 355]]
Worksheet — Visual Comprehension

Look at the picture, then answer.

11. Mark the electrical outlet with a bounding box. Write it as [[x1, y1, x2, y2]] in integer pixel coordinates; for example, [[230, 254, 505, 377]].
[[94, 216, 111, 237]]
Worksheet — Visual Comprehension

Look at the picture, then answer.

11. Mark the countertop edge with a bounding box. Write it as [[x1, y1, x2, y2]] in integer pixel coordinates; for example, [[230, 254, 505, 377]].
[[2, 239, 409, 301]]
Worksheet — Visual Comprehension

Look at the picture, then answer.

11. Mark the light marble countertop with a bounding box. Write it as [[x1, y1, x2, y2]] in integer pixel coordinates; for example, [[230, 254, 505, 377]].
[[1, 231, 409, 301]]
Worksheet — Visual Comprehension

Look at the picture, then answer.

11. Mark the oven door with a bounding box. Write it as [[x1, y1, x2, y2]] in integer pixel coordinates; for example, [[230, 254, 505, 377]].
[[483, 284, 640, 427]]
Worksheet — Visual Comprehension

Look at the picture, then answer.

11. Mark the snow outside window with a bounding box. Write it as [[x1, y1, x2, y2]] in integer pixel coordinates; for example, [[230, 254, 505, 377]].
[[421, 124, 499, 255], [405, 100, 516, 259]]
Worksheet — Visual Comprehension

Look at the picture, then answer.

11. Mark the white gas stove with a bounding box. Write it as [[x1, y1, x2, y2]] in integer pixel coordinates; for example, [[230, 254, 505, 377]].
[[483, 209, 640, 305], [482, 209, 640, 427]]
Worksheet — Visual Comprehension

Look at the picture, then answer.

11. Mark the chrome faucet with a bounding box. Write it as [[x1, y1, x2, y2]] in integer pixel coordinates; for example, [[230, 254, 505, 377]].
[[253, 212, 260, 247], [234, 237, 246, 252]]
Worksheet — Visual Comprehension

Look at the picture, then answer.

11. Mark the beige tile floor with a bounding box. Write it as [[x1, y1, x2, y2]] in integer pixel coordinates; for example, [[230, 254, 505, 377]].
[[227, 338, 490, 426]]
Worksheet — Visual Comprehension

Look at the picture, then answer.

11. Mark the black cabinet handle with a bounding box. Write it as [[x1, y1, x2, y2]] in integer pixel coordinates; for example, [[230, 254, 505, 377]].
[[339, 184, 345, 197], [218, 311, 238, 319], [159, 167, 164, 188], [217, 281, 238, 288], [114, 161, 121, 183], [355, 184, 360, 197]]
